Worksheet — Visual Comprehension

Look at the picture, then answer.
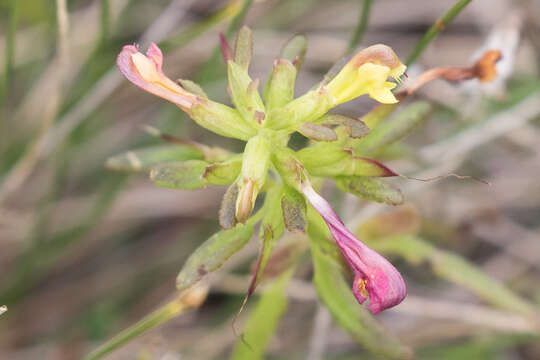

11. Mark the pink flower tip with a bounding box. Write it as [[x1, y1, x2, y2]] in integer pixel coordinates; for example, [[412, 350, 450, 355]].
[[301, 183, 406, 314], [116, 42, 197, 112]]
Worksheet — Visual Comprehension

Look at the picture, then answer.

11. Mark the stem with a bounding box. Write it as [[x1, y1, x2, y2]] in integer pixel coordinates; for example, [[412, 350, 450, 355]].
[[347, 0, 373, 54], [405, 0, 472, 66], [84, 287, 208, 360]]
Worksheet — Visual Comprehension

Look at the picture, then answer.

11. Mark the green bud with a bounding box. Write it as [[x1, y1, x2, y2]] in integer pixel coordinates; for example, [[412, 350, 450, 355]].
[[335, 176, 404, 205], [227, 60, 265, 124], [190, 98, 256, 140], [235, 135, 271, 223], [219, 183, 239, 229], [271, 147, 304, 191], [234, 26, 253, 70], [263, 59, 297, 111], [106, 144, 204, 172]]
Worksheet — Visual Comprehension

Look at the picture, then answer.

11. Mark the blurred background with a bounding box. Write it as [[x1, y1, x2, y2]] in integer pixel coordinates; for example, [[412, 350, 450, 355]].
[[0, 0, 539, 359]]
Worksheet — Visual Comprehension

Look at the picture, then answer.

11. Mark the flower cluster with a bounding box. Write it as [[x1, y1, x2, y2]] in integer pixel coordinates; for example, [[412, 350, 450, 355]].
[[115, 27, 407, 314]]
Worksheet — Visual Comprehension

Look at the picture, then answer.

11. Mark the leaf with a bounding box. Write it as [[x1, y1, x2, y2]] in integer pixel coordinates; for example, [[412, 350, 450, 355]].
[[335, 176, 404, 205], [309, 224, 412, 359], [263, 59, 297, 110], [357, 101, 431, 152], [322, 114, 370, 139], [234, 25, 253, 70], [202, 156, 242, 185], [106, 145, 204, 172], [280, 34, 307, 72], [229, 271, 291, 360], [177, 79, 208, 98], [297, 122, 337, 142], [281, 186, 307, 233], [176, 223, 255, 291], [220, 183, 240, 230], [369, 235, 536, 315], [150, 160, 208, 190]]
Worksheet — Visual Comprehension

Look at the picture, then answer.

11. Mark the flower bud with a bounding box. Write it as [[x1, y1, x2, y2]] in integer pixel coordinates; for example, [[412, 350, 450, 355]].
[[326, 44, 406, 105], [235, 136, 271, 223], [227, 60, 266, 124], [263, 59, 297, 111]]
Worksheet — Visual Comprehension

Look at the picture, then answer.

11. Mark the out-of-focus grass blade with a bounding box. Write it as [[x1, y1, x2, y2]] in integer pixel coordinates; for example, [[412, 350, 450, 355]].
[[106, 145, 204, 172], [310, 237, 412, 359], [176, 222, 255, 291], [357, 101, 431, 153], [229, 270, 292, 360], [369, 235, 536, 315]]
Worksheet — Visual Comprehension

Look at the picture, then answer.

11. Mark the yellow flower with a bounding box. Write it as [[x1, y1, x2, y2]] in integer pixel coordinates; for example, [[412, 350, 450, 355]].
[[327, 44, 406, 105]]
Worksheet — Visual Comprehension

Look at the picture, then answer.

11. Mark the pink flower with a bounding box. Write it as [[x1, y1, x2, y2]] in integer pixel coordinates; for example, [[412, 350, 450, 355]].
[[302, 183, 406, 314], [117, 43, 198, 112]]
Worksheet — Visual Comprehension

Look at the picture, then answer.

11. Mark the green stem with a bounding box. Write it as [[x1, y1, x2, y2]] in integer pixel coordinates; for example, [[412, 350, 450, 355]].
[[405, 0, 472, 66], [83, 297, 187, 360], [347, 0, 373, 54]]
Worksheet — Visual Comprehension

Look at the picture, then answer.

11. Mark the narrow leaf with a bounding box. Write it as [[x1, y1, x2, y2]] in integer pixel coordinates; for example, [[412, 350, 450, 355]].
[[281, 186, 307, 233], [106, 145, 204, 172], [335, 176, 404, 205], [176, 223, 254, 291], [220, 183, 240, 230], [150, 160, 209, 189], [234, 25, 253, 70], [230, 272, 291, 360], [202, 156, 242, 185], [298, 122, 338, 142], [322, 114, 370, 139]]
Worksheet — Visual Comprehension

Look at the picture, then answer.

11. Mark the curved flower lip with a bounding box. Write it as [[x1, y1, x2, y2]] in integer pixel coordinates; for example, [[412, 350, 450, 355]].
[[326, 44, 406, 106], [301, 183, 406, 314], [117, 43, 198, 112]]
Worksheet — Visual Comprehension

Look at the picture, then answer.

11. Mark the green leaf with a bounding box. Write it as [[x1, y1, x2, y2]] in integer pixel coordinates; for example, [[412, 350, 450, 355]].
[[176, 223, 255, 291], [369, 236, 536, 315], [105, 145, 204, 172], [234, 25, 253, 70], [357, 101, 431, 152], [229, 271, 291, 360], [309, 223, 412, 359], [202, 156, 242, 185], [263, 59, 297, 111], [228, 61, 265, 123], [150, 160, 209, 190], [177, 79, 208, 98], [335, 176, 404, 205], [219, 183, 240, 230], [281, 186, 307, 233], [280, 34, 307, 72], [297, 122, 337, 142]]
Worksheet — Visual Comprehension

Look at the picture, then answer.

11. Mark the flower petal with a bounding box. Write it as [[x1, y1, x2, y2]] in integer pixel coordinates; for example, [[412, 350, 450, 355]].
[[117, 43, 197, 111], [302, 183, 406, 314]]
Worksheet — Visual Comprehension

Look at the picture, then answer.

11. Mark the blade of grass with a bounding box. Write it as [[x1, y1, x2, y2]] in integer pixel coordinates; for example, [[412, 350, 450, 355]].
[[406, 0, 472, 66], [347, 0, 373, 54]]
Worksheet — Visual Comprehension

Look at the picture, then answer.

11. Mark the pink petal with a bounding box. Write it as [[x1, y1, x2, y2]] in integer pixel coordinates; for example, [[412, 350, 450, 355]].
[[302, 183, 406, 314], [116, 43, 197, 111]]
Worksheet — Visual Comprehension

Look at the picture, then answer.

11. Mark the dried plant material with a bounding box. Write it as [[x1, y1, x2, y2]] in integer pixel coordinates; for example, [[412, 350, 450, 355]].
[[405, 50, 502, 95]]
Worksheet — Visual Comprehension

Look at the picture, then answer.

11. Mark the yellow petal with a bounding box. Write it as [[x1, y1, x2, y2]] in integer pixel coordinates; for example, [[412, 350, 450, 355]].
[[369, 86, 398, 104], [131, 53, 161, 82]]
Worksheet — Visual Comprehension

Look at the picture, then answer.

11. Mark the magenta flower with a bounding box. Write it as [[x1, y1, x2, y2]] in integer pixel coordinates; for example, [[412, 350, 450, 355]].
[[301, 183, 406, 314]]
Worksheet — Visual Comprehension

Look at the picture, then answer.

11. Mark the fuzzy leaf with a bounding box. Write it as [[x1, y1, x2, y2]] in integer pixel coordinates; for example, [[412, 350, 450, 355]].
[[150, 160, 208, 189], [176, 223, 254, 291], [369, 235, 536, 315], [357, 101, 431, 152], [281, 186, 307, 233], [322, 114, 370, 139], [220, 183, 240, 230], [234, 26, 253, 70], [106, 145, 204, 172], [228, 61, 265, 123], [230, 271, 291, 360], [335, 176, 404, 205], [280, 34, 307, 72], [297, 122, 338, 142], [202, 156, 242, 185], [177, 79, 208, 99]]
